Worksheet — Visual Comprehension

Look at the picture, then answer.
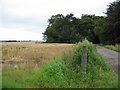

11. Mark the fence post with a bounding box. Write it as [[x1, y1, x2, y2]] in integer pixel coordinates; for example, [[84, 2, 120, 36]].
[[81, 46, 87, 73]]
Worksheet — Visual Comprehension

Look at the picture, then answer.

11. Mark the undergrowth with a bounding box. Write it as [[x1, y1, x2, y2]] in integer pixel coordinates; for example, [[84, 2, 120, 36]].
[[2, 41, 118, 88], [100, 44, 120, 52]]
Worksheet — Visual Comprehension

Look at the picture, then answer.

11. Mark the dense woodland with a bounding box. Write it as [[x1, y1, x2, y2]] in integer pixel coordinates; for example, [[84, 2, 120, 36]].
[[43, 1, 120, 44]]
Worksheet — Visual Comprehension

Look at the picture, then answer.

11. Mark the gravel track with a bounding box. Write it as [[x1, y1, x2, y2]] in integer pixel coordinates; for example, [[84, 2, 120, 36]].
[[95, 45, 119, 74]]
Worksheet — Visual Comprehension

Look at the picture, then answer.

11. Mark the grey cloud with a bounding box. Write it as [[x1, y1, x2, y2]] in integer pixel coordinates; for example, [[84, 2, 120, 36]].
[[0, 13, 48, 33]]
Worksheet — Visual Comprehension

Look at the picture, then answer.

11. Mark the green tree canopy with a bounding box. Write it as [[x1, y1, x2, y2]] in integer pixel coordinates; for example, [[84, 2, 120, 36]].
[[43, 1, 119, 45], [43, 14, 99, 43], [105, 1, 120, 44]]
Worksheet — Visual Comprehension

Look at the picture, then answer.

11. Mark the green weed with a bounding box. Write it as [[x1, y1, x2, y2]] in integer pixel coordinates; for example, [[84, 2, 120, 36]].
[[102, 44, 120, 52]]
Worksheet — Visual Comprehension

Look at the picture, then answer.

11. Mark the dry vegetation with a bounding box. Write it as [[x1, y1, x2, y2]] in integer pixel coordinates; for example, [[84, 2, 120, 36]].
[[2, 42, 74, 70]]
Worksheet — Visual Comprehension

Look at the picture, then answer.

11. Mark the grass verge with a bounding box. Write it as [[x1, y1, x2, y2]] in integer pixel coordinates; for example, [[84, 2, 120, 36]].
[[100, 44, 120, 52]]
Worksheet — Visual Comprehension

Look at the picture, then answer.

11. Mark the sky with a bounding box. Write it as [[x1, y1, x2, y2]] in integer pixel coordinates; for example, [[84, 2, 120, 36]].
[[0, 0, 116, 41]]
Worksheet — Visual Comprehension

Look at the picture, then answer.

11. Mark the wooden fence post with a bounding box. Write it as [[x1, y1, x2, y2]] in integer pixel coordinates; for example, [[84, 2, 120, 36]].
[[81, 46, 87, 73]]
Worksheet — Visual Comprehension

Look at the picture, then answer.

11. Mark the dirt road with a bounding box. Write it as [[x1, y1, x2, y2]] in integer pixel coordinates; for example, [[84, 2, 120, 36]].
[[95, 45, 119, 74]]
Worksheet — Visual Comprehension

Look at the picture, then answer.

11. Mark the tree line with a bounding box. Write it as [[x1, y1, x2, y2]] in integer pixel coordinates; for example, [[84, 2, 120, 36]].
[[43, 1, 120, 44]]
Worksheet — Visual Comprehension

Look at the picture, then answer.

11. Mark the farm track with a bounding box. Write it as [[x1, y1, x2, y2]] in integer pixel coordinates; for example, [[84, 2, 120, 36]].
[[95, 45, 119, 74]]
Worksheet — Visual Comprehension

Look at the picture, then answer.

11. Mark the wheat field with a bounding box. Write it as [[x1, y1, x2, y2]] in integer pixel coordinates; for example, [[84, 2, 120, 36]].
[[2, 42, 74, 70]]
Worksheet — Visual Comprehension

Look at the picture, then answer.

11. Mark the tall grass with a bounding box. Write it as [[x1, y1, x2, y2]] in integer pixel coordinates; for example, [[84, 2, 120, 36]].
[[2, 41, 118, 88], [100, 44, 120, 52], [104, 44, 120, 52], [2, 42, 74, 69]]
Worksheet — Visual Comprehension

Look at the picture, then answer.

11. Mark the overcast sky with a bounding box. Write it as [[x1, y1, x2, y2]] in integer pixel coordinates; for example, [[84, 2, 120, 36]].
[[0, 0, 116, 41]]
